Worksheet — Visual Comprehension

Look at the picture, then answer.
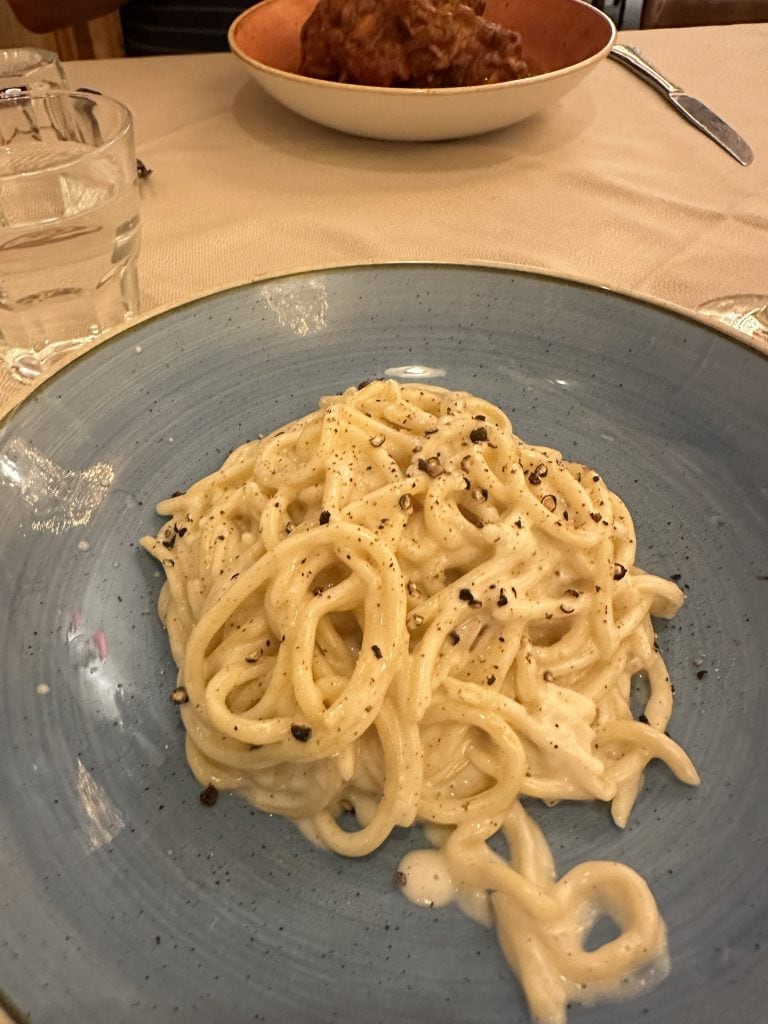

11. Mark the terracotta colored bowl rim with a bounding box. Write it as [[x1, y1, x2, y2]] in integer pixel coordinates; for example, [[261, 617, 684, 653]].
[[228, 0, 616, 96]]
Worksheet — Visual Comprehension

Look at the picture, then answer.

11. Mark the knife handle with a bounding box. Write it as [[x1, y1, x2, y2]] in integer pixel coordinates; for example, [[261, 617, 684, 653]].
[[609, 44, 680, 96]]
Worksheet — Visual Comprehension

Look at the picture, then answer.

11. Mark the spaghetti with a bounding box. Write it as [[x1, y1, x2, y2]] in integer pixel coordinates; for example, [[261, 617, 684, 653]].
[[142, 380, 699, 1023]]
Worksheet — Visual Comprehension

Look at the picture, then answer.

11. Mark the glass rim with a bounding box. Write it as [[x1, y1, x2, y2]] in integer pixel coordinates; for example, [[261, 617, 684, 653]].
[[0, 88, 134, 181], [0, 45, 62, 63]]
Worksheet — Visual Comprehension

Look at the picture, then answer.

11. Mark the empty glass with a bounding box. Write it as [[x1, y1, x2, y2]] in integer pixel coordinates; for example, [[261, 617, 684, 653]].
[[0, 47, 67, 92], [696, 295, 768, 346]]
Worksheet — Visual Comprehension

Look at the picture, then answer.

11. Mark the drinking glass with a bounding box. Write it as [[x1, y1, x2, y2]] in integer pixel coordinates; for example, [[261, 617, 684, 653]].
[[696, 295, 768, 345], [0, 47, 67, 92], [0, 89, 141, 382]]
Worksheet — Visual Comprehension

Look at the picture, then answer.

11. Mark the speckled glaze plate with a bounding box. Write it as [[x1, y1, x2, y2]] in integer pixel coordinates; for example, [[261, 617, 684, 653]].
[[1, 264, 766, 1024]]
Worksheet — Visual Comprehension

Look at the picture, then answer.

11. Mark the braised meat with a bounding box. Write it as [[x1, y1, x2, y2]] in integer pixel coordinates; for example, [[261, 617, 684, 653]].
[[298, 0, 529, 89]]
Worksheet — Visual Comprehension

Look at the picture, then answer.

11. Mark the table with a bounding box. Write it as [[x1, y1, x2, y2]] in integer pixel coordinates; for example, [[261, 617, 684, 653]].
[[0, 23, 766, 421]]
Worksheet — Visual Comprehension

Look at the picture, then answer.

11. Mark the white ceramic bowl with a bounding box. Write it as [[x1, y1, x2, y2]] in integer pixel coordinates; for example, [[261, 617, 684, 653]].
[[229, 0, 616, 142]]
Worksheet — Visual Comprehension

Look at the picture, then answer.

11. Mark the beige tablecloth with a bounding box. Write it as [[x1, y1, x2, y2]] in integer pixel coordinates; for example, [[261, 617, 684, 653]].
[[1, 23, 766, 420]]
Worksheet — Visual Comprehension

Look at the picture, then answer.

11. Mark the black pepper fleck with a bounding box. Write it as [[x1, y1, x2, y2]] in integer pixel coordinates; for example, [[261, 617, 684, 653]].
[[199, 784, 218, 807]]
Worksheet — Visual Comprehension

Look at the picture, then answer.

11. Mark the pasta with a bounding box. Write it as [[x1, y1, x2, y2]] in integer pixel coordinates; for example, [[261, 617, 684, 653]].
[[142, 380, 700, 1024]]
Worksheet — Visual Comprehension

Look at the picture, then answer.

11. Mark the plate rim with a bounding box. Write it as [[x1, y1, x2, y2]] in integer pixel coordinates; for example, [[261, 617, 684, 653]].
[[2, 260, 765, 432]]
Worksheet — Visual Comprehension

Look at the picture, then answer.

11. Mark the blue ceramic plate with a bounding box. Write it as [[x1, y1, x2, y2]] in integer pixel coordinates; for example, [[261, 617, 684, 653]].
[[1, 265, 766, 1024]]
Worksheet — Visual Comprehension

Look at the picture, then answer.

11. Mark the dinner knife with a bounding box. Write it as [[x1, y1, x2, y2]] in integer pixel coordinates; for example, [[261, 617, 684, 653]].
[[609, 44, 753, 166]]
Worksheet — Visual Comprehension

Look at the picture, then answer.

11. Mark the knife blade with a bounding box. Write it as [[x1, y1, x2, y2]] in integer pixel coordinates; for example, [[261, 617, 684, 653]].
[[609, 44, 753, 166]]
